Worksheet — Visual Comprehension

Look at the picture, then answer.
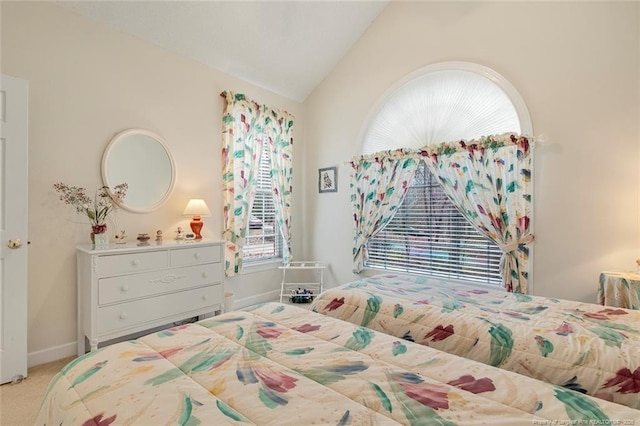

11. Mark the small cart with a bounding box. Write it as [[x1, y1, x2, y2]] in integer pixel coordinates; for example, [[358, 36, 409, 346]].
[[278, 261, 326, 304]]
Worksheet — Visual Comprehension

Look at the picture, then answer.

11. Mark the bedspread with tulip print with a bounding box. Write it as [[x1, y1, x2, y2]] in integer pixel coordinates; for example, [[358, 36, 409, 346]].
[[37, 303, 639, 425], [310, 273, 640, 410]]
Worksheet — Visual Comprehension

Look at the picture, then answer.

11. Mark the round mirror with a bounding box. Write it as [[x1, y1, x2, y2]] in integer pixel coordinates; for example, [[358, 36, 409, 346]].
[[101, 129, 176, 213]]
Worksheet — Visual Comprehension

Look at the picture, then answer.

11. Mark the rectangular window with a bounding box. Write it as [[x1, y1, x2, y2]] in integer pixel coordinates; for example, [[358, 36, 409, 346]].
[[365, 161, 502, 285], [243, 146, 282, 262]]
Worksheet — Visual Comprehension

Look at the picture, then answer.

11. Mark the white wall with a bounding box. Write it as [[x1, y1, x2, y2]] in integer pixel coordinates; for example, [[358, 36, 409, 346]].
[[1, 2, 305, 365], [3, 1, 639, 366], [304, 2, 640, 303]]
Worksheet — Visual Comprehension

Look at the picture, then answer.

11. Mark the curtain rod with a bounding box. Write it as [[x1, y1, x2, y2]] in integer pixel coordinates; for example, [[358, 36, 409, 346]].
[[219, 91, 293, 117], [339, 133, 549, 166]]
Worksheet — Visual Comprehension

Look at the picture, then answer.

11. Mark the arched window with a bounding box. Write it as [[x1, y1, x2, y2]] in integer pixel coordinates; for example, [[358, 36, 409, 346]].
[[362, 62, 532, 286]]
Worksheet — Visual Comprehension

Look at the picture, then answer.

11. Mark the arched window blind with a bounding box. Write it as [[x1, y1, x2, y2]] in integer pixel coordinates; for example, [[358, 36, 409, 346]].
[[362, 62, 532, 286]]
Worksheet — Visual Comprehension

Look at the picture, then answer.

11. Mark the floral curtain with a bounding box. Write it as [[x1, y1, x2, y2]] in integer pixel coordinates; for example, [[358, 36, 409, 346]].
[[221, 91, 295, 276], [350, 150, 420, 273], [264, 107, 295, 265], [421, 133, 534, 293], [221, 91, 265, 276]]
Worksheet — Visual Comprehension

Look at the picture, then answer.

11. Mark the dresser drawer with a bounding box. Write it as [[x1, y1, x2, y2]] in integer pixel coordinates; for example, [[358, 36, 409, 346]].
[[77, 240, 224, 356], [171, 245, 221, 267], [95, 251, 168, 277], [97, 285, 221, 335], [98, 263, 222, 305]]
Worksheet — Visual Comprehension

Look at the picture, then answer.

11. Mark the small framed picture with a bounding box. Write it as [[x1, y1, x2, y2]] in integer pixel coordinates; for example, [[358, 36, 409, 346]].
[[318, 166, 338, 193]]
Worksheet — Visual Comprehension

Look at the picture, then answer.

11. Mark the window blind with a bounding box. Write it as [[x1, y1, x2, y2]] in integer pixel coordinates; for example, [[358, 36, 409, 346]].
[[244, 145, 282, 261], [365, 161, 502, 285]]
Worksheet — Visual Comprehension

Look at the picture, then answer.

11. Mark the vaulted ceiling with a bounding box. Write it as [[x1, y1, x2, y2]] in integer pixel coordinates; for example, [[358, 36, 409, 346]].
[[56, 1, 389, 102]]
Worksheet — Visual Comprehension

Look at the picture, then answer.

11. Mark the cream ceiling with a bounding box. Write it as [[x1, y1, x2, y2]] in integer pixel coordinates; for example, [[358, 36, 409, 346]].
[[56, 1, 389, 102]]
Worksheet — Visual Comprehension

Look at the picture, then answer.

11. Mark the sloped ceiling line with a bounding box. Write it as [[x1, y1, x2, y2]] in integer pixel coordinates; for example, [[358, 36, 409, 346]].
[[56, 1, 389, 102]]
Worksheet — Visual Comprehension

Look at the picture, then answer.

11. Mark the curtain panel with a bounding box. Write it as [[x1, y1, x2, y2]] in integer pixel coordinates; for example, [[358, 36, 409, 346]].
[[421, 134, 534, 293], [349, 133, 533, 293], [350, 150, 420, 273], [264, 107, 295, 265], [221, 91, 295, 276], [221, 91, 265, 276]]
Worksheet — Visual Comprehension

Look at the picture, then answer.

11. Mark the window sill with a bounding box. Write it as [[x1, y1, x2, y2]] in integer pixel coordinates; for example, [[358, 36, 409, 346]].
[[361, 267, 504, 291], [243, 259, 283, 274]]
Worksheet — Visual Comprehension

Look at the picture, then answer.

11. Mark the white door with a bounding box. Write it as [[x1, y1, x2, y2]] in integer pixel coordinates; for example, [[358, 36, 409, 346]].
[[0, 74, 29, 384]]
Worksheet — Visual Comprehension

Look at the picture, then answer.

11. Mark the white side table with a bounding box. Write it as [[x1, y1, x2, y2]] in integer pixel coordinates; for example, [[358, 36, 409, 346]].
[[598, 271, 640, 310], [278, 261, 326, 303]]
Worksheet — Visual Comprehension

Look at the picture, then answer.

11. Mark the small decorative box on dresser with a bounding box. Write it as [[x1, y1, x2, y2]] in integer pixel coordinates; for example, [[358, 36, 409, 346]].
[[77, 239, 224, 356]]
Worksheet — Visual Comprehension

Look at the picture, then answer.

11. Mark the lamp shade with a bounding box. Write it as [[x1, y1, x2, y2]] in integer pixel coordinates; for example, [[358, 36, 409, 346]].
[[183, 199, 211, 217]]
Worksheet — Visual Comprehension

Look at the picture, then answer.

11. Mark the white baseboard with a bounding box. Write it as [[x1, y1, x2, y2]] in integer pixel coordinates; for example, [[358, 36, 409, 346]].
[[28, 341, 76, 368], [27, 291, 281, 368], [234, 290, 280, 309]]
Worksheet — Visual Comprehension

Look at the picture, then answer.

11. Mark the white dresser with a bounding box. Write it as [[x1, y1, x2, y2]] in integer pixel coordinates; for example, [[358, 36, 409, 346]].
[[76, 239, 224, 356]]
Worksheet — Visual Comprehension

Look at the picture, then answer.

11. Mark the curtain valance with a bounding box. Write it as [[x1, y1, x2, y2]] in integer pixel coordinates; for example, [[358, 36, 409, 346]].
[[350, 133, 531, 165]]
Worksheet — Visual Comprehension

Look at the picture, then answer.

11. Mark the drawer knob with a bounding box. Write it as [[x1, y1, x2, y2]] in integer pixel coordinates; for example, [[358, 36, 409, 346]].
[[202, 272, 208, 278], [131, 259, 140, 266], [120, 285, 129, 292], [119, 312, 128, 320], [194, 253, 200, 259], [202, 295, 208, 301]]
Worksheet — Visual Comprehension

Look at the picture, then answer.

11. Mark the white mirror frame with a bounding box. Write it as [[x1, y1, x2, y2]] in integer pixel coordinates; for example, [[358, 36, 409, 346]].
[[101, 129, 176, 213]]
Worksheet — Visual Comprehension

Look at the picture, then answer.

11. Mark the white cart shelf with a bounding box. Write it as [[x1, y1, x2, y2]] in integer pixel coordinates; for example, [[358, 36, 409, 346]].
[[278, 261, 326, 303]]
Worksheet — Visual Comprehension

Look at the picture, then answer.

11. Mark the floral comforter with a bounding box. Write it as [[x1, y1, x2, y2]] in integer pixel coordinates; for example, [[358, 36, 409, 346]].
[[310, 273, 640, 410], [37, 303, 640, 425]]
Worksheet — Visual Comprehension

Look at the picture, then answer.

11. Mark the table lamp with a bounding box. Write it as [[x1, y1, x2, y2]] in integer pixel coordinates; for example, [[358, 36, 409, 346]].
[[183, 199, 211, 239]]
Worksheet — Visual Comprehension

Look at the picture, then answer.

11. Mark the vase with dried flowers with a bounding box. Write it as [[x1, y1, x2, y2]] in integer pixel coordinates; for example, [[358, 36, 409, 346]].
[[53, 182, 128, 246]]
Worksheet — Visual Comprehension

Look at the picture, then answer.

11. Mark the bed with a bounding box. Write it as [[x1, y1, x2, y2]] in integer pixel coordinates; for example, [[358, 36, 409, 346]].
[[310, 273, 640, 410], [37, 302, 639, 425]]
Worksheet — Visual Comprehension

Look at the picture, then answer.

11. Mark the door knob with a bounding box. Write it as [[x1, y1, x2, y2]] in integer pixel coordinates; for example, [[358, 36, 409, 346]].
[[7, 239, 22, 249]]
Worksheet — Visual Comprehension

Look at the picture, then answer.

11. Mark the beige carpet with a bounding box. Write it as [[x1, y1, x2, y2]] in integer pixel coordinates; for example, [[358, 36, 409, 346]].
[[0, 356, 75, 426]]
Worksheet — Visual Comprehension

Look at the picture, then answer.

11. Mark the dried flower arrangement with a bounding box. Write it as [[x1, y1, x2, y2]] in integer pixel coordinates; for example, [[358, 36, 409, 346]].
[[53, 182, 127, 234]]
